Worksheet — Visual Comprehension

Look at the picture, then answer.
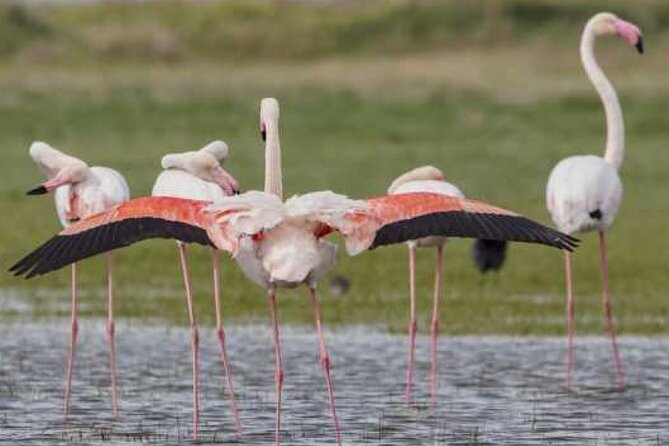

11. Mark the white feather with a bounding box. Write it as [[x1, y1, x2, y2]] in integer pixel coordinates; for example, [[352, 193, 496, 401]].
[[152, 169, 226, 202], [213, 191, 285, 236], [55, 166, 129, 227], [390, 180, 464, 199], [546, 155, 622, 234], [29, 141, 86, 179], [199, 140, 229, 163]]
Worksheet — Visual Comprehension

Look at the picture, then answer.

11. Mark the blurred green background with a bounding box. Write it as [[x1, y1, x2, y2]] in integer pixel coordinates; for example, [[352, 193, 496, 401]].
[[0, 0, 667, 334]]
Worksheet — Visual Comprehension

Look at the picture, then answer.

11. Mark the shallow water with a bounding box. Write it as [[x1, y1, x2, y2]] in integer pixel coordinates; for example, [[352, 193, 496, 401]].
[[0, 320, 667, 445]]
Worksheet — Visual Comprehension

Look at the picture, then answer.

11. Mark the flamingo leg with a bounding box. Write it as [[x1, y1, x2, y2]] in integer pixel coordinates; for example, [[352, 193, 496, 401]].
[[267, 286, 283, 446], [64, 262, 78, 417], [211, 248, 242, 436], [177, 242, 200, 439], [564, 249, 575, 390], [106, 253, 119, 416], [429, 245, 443, 406], [598, 231, 625, 389], [308, 287, 342, 446], [405, 244, 417, 405]]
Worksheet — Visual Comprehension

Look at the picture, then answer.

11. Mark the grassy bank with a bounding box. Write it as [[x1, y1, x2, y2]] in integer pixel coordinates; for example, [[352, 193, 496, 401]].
[[0, 0, 667, 334]]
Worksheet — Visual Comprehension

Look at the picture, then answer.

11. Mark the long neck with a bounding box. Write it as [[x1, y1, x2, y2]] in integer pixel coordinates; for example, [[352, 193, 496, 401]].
[[580, 25, 625, 170], [264, 120, 283, 199]]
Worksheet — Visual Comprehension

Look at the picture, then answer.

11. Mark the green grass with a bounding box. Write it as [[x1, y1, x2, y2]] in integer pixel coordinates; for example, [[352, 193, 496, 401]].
[[0, 0, 667, 335], [2, 89, 667, 334], [3, 0, 669, 63]]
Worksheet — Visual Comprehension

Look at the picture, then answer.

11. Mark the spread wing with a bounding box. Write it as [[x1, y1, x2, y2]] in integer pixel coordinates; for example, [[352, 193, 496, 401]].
[[11, 192, 287, 279], [10, 197, 218, 278], [306, 192, 578, 255]]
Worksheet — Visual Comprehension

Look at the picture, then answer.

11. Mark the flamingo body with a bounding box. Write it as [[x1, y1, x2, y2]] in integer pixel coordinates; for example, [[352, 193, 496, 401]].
[[545, 12, 642, 390], [152, 169, 227, 202], [546, 155, 622, 235], [26, 141, 129, 417], [12, 191, 576, 446], [387, 166, 465, 405], [149, 141, 241, 438], [54, 166, 130, 226]]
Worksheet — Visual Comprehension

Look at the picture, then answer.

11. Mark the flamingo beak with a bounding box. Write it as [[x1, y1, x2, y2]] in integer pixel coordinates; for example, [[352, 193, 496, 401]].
[[211, 166, 241, 196], [614, 18, 644, 54], [26, 173, 69, 196], [26, 185, 48, 195], [260, 122, 267, 142]]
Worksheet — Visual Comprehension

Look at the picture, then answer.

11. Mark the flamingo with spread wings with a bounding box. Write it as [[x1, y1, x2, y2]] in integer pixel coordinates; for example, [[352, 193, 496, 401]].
[[11, 189, 577, 445]]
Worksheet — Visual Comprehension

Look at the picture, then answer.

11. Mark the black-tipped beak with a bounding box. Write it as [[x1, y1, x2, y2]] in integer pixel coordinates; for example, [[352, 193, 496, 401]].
[[635, 36, 644, 54], [261, 129, 266, 142], [26, 185, 48, 196]]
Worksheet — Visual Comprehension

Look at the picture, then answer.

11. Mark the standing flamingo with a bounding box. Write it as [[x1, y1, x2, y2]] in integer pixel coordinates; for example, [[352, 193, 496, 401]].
[[387, 166, 464, 405], [12, 191, 577, 444], [546, 12, 643, 390], [23, 141, 130, 416], [151, 140, 241, 437]]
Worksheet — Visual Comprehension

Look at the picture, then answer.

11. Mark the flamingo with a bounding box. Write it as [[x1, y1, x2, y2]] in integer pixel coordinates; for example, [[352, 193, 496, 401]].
[[151, 140, 241, 437], [387, 166, 464, 405], [545, 12, 643, 390], [12, 188, 577, 445], [22, 141, 130, 416]]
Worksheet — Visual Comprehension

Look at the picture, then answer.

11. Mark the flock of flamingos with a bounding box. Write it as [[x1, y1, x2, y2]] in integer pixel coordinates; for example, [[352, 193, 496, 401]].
[[9, 12, 643, 445]]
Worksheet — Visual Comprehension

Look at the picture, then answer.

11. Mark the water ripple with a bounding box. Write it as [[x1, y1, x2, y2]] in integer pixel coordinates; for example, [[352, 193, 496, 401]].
[[0, 321, 667, 445]]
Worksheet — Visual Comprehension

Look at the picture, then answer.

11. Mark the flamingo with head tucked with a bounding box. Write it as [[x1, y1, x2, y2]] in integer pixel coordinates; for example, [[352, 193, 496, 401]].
[[13, 131, 577, 445], [23, 141, 130, 416], [546, 12, 643, 390], [387, 166, 464, 406], [151, 140, 241, 437]]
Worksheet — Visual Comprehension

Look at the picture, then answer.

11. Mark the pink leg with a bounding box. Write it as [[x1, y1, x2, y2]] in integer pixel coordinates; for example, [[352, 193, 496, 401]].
[[598, 231, 625, 389], [64, 262, 78, 417], [177, 242, 200, 439], [405, 244, 417, 405], [106, 253, 119, 416], [267, 287, 283, 446], [429, 245, 443, 406], [211, 248, 242, 436], [564, 249, 575, 390], [308, 287, 342, 446]]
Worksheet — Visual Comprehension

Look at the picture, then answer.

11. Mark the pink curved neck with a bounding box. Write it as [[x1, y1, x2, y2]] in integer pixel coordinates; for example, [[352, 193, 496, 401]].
[[580, 23, 625, 170]]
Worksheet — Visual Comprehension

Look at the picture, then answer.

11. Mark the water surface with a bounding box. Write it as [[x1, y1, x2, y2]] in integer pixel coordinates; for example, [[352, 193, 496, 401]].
[[0, 321, 667, 444]]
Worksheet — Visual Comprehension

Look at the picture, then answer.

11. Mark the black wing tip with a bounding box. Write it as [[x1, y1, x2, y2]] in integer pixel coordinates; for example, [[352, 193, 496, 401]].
[[10, 217, 215, 279], [561, 233, 580, 250], [371, 211, 581, 253], [26, 185, 48, 196]]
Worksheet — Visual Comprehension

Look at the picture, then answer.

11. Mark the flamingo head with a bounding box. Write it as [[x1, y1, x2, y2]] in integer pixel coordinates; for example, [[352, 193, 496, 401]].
[[27, 141, 88, 195], [590, 12, 643, 54], [259, 97, 280, 142], [162, 151, 240, 196], [199, 140, 229, 165]]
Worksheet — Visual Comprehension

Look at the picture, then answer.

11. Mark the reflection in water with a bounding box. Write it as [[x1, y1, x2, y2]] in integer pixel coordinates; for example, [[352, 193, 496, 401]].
[[0, 321, 667, 444]]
